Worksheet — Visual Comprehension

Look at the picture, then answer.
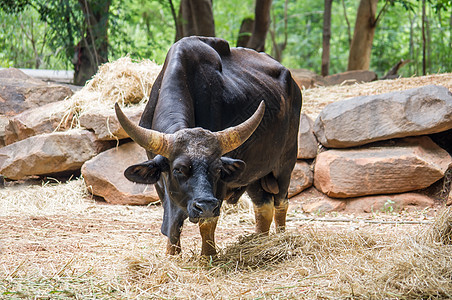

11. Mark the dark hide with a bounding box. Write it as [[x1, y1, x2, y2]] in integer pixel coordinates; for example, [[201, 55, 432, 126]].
[[126, 36, 302, 250]]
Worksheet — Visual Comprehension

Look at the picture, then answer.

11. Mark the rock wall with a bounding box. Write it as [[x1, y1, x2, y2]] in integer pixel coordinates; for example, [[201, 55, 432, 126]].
[[1, 67, 451, 211]]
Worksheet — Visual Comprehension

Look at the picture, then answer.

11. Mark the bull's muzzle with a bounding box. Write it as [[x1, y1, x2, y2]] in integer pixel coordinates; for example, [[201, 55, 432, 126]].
[[188, 198, 221, 223]]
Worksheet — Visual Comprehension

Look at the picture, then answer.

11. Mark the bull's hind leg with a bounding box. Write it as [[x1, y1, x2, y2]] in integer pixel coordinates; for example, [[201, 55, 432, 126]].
[[273, 158, 296, 233], [253, 201, 274, 233], [199, 217, 218, 256], [274, 197, 289, 233], [247, 181, 275, 234], [249, 170, 292, 234]]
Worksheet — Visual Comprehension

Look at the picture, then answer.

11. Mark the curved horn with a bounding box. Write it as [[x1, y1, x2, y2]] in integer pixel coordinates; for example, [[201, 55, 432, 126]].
[[215, 101, 265, 155], [115, 103, 173, 157]]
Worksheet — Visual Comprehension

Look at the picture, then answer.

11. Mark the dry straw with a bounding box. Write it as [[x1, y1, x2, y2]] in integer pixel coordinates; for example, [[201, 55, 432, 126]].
[[124, 207, 452, 299], [0, 178, 93, 216], [58, 56, 162, 129]]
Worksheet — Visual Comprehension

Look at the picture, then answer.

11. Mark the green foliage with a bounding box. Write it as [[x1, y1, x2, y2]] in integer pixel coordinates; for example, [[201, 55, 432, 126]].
[[0, 0, 33, 13], [108, 0, 176, 64], [213, 0, 255, 46], [382, 199, 395, 213], [266, 0, 359, 73], [37, 0, 83, 65], [0, 7, 67, 69], [371, 0, 452, 76]]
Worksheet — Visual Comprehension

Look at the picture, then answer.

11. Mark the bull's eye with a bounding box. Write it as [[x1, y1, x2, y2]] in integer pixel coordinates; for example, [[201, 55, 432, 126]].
[[173, 166, 190, 177]]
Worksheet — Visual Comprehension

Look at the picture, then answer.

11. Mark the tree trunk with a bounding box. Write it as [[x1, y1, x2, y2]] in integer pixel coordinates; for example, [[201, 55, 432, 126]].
[[347, 0, 378, 71], [450, 11, 452, 51], [269, 0, 288, 62], [168, 0, 182, 41], [246, 0, 273, 52], [237, 17, 254, 47], [321, 0, 333, 76], [408, 11, 416, 75], [177, 0, 215, 40], [422, 0, 426, 75], [74, 0, 111, 86]]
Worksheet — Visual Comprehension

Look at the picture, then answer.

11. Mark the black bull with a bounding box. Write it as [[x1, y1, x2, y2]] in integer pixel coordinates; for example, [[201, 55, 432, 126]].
[[115, 36, 302, 256]]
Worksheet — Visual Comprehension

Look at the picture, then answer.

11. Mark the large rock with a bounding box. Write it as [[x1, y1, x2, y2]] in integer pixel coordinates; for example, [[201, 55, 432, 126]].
[[5, 102, 144, 144], [79, 106, 143, 140], [291, 69, 326, 89], [297, 113, 318, 159], [298, 187, 435, 214], [0, 115, 9, 147], [0, 68, 73, 116], [4, 101, 70, 145], [288, 161, 313, 198], [344, 193, 435, 213], [82, 142, 159, 205], [314, 85, 452, 148], [323, 70, 377, 86], [314, 136, 452, 198], [0, 129, 111, 180], [290, 187, 346, 213]]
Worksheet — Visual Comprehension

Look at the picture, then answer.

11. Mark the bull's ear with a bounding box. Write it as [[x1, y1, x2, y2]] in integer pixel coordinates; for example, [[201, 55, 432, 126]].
[[124, 155, 169, 184], [220, 157, 246, 182]]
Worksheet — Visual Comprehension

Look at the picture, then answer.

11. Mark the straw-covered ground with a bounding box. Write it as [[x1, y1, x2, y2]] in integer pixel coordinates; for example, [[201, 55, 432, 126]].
[[1, 70, 452, 299], [1, 178, 451, 299]]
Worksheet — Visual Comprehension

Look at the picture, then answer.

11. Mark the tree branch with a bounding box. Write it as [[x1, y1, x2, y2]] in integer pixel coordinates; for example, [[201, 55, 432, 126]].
[[341, 0, 352, 46], [373, 0, 389, 27]]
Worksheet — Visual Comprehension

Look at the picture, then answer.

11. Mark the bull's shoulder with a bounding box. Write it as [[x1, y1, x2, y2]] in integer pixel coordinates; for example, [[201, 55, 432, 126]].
[[173, 36, 231, 58]]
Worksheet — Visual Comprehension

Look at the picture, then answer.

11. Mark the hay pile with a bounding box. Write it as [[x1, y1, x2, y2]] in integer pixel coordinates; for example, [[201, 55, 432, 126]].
[[0, 178, 93, 216], [124, 207, 452, 299], [59, 56, 162, 129]]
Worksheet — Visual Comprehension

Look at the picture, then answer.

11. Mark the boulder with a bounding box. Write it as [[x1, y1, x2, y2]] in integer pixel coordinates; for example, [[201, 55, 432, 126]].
[[323, 70, 377, 86], [81, 142, 159, 205], [79, 106, 143, 140], [302, 197, 346, 214], [290, 187, 346, 213], [299, 188, 435, 214], [0, 115, 9, 147], [344, 193, 435, 213], [297, 113, 318, 159], [314, 85, 452, 148], [4, 101, 70, 145], [314, 136, 452, 198], [290, 69, 326, 89], [288, 160, 313, 198], [0, 68, 73, 116], [0, 129, 112, 180]]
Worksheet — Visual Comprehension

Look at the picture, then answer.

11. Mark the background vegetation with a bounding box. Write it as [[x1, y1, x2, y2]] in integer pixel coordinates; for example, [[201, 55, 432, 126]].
[[0, 0, 451, 79]]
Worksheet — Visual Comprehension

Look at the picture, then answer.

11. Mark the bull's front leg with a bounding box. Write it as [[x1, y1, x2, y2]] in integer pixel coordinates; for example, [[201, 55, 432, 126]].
[[166, 238, 181, 255], [199, 217, 218, 256]]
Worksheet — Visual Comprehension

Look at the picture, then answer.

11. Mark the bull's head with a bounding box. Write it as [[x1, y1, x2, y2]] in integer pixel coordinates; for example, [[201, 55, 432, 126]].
[[115, 101, 265, 223]]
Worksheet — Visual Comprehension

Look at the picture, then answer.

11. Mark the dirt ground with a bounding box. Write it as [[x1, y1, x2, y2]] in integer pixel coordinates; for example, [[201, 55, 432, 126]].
[[0, 185, 444, 298]]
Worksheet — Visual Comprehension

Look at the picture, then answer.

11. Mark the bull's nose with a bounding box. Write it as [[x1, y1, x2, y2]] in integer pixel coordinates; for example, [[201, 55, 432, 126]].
[[189, 198, 221, 221]]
